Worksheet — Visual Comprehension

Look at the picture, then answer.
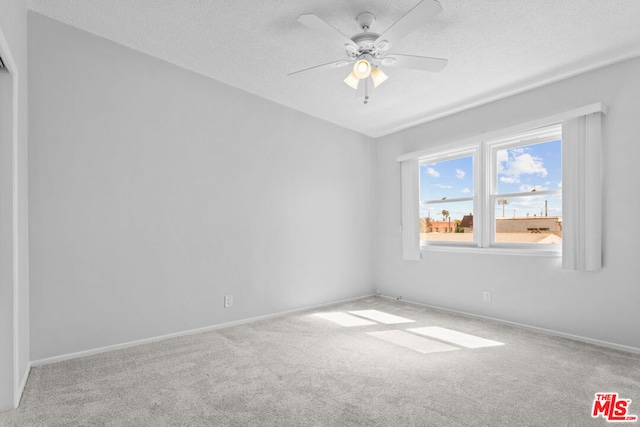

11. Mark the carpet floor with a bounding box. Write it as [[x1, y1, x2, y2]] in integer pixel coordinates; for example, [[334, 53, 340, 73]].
[[1, 296, 639, 426]]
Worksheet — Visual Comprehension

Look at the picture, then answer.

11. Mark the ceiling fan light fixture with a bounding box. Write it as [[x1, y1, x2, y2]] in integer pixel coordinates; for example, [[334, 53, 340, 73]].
[[370, 66, 388, 88], [353, 54, 373, 79], [343, 71, 360, 90]]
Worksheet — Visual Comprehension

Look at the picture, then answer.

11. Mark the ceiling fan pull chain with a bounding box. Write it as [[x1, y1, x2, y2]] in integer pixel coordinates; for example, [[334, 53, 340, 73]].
[[364, 78, 370, 104]]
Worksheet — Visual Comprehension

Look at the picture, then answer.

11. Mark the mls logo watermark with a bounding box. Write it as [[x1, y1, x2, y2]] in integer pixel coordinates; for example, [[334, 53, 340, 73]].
[[592, 393, 637, 422]]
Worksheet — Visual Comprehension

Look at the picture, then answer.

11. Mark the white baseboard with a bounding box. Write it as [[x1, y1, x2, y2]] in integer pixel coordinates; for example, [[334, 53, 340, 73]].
[[381, 295, 640, 355], [28, 293, 640, 367], [31, 294, 374, 367]]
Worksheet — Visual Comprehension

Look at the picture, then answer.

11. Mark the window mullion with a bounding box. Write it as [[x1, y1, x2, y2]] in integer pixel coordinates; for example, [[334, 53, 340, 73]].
[[477, 142, 488, 248], [485, 143, 491, 248]]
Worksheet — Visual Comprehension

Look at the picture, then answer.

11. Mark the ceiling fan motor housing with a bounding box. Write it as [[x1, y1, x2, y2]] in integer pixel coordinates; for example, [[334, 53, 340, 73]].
[[351, 32, 380, 50], [348, 12, 390, 60], [347, 32, 388, 61]]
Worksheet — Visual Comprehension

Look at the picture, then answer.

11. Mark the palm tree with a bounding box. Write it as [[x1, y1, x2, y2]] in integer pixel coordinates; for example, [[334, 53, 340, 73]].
[[441, 209, 451, 232]]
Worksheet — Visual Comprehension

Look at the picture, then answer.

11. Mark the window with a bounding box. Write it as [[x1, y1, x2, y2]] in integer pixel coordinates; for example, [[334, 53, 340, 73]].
[[399, 104, 604, 269], [416, 124, 563, 252], [419, 151, 475, 244], [490, 125, 562, 247]]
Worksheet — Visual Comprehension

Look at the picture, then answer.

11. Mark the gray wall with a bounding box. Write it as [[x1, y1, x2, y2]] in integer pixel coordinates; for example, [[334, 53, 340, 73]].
[[0, 0, 29, 412], [28, 13, 374, 361], [374, 56, 640, 350]]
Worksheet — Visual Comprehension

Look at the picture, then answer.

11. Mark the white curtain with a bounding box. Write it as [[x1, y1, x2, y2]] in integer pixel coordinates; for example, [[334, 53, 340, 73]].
[[401, 159, 421, 260], [562, 112, 603, 271]]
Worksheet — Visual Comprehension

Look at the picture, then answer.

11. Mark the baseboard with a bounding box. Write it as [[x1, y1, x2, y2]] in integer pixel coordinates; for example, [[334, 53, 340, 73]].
[[380, 295, 640, 355], [14, 363, 31, 408], [31, 294, 374, 367]]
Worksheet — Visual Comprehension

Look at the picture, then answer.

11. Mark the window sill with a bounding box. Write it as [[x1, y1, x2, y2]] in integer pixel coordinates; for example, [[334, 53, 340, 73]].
[[420, 244, 561, 257]]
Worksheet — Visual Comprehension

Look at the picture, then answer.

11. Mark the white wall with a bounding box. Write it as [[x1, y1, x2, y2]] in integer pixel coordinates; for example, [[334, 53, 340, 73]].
[[0, 0, 30, 412], [374, 56, 640, 350], [28, 13, 374, 361]]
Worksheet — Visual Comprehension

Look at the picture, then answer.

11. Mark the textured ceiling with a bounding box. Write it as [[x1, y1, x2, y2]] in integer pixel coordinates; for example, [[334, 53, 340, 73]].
[[27, 0, 640, 138]]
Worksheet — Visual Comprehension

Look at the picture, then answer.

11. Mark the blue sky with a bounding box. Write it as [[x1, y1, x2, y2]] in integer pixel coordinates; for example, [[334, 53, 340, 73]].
[[419, 139, 562, 221]]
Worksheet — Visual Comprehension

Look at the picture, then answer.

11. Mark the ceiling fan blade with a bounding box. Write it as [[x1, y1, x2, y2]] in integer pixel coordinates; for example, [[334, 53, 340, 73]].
[[381, 54, 447, 72], [375, 0, 443, 48], [297, 14, 358, 49], [288, 60, 351, 78]]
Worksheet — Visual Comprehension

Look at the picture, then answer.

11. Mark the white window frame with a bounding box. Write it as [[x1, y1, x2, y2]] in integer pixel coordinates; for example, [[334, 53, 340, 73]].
[[419, 146, 479, 248], [417, 128, 562, 255], [485, 124, 563, 251], [399, 103, 606, 262]]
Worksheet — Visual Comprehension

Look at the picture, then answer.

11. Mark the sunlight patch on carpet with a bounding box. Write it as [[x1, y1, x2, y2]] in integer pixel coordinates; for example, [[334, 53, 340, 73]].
[[348, 310, 415, 325], [312, 312, 377, 327], [367, 330, 459, 354], [408, 326, 504, 348]]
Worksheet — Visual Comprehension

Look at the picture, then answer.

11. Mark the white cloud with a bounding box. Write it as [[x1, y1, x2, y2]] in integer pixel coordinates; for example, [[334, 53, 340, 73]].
[[431, 184, 452, 189], [499, 152, 547, 183], [496, 150, 508, 174], [500, 176, 519, 184], [427, 167, 440, 178], [461, 187, 470, 193], [497, 150, 508, 163], [558, 181, 562, 188], [455, 169, 465, 179], [507, 153, 547, 176]]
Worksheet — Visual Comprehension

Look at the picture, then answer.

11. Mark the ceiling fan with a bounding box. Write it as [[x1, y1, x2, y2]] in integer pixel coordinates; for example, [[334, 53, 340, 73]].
[[288, 0, 448, 104]]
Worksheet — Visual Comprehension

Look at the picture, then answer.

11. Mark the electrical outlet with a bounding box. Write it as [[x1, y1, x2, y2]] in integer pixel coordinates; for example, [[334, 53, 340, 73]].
[[224, 295, 233, 308], [483, 291, 492, 303]]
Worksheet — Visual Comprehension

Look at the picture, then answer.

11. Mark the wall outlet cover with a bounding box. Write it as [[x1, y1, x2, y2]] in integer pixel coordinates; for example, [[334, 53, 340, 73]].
[[483, 291, 492, 303], [224, 295, 233, 308]]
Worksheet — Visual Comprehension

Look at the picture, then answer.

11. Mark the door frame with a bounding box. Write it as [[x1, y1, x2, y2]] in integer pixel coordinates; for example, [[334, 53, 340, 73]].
[[0, 22, 22, 411]]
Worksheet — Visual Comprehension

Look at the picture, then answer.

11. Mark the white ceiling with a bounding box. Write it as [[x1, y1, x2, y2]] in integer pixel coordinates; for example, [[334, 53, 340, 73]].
[[27, 0, 640, 138]]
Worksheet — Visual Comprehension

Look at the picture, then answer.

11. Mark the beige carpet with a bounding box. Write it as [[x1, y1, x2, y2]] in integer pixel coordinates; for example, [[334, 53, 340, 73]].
[[1, 296, 639, 426]]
